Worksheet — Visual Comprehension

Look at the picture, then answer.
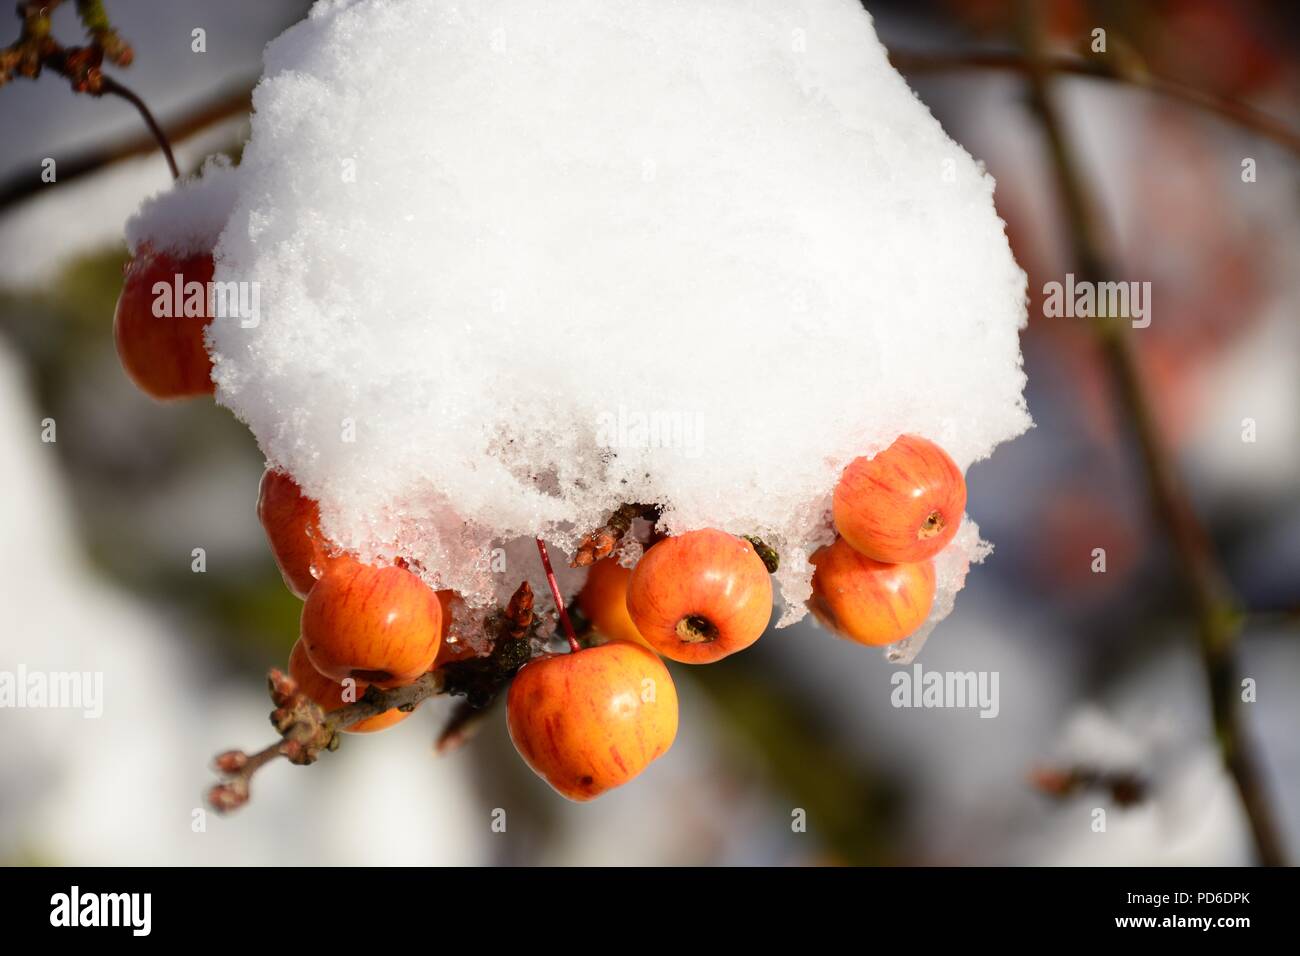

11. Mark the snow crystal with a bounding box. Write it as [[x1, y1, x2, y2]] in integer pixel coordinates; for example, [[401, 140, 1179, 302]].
[[128, 0, 1030, 644], [124, 156, 239, 257]]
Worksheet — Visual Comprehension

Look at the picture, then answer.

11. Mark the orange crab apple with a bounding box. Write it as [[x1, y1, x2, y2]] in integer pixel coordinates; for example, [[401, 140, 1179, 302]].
[[301, 556, 442, 687], [433, 589, 479, 665], [507, 642, 678, 801], [257, 469, 343, 599], [832, 434, 966, 563], [625, 529, 772, 664], [808, 537, 935, 646], [287, 639, 409, 733], [576, 558, 654, 651], [113, 245, 216, 400]]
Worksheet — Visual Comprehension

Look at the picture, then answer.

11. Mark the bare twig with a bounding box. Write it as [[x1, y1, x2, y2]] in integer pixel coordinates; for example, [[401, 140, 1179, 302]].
[[889, 48, 1300, 157], [208, 669, 447, 813], [1013, 0, 1287, 866], [0, 0, 181, 195], [208, 581, 540, 812]]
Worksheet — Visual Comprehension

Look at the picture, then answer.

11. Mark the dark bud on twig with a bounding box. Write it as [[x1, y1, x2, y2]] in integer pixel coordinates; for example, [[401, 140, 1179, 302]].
[[207, 778, 250, 813], [267, 667, 298, 707], [279, 738, 319, 766], [265, 666, 337, 764], [57, 44, 104, 93], [745, 536, 780, 574], [503, 580, 534, 637], [571, 503, 661, 567], [572, 529, 615, 566], [213, 750, 248, 773]]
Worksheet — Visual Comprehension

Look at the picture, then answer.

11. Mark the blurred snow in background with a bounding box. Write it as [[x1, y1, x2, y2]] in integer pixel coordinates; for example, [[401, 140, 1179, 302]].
[[0, 342, 484, 864]]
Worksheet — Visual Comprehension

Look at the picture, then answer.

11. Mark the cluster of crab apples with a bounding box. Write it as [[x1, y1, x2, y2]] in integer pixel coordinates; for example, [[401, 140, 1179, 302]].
[[115, 248, 968, 801]]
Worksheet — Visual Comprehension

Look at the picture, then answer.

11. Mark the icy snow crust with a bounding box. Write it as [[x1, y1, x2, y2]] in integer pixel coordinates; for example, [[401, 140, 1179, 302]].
[[133, 0, 1031, 646]]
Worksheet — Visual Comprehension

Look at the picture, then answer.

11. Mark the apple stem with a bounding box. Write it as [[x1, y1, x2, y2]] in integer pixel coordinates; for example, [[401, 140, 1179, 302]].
[[535, 537, 580, 653]]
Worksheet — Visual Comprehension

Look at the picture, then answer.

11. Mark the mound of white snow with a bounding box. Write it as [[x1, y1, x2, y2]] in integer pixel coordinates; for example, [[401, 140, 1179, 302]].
[[127, 0, 1030, 650]]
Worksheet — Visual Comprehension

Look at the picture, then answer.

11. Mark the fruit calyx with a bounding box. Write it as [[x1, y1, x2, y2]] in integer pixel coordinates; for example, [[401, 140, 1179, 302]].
[[918, 509, 946, 539], [675, 615, 720, 644]]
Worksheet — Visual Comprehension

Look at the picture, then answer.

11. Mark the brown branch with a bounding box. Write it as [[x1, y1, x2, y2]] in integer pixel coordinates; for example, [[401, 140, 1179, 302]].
[[208, 669, 447, 813], [1013, 1, 1287, 866], [208, 580, 540, 813], [0, 82, 253, 212], [889, 49, 1300, 158]]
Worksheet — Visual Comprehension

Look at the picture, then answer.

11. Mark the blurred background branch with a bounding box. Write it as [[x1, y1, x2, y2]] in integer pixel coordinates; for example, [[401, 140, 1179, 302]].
[[0, 81, 252, 211], [1007, 0, 1288, 867], [888, 48, 1300, 157]]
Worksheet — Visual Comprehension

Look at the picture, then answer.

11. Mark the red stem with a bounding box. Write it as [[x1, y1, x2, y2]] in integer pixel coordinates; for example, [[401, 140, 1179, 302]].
[[535, 538, 580, 653]]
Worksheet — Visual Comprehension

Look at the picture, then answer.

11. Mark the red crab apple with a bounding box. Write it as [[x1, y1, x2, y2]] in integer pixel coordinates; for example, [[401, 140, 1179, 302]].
[[832, 434, 966, 563], [507, 642, 678, 801], [287, 639, 409, 733], [301, 556, 442, 687], [113, 245, 216, 400], [576, 557, 655, 651], [625, 529, 772, 664], [257, 469, 343, 599], [433, 589, 480, 666], [808, 538, 935, 646]]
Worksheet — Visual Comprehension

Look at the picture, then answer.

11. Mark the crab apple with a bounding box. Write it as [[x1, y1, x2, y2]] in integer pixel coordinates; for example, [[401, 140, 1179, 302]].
[[113, 245, 216, 400], [576, 558, 654, 651], [257, 468, 342, 599], [832, 434, 966, 563], [808, 538, 935, 646], [301, 556, 442, 687], [507, 642, 678, 801], [433, 589, 478, 665], [625, 529, 772, 664], [287, 639, 409, 733]]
